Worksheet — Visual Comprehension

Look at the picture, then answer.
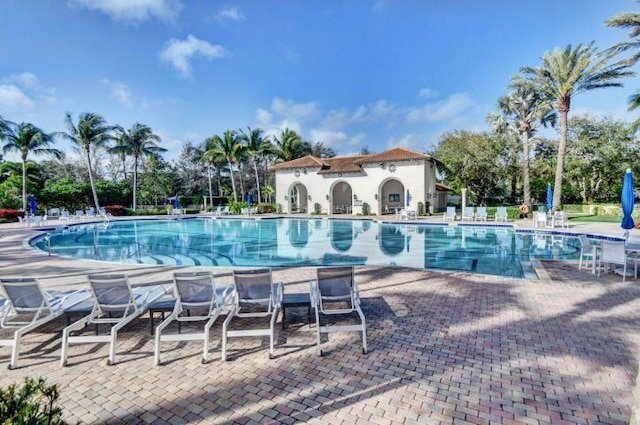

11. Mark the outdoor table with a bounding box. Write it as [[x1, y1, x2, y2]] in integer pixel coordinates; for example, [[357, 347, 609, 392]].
[[281, 292, 312, 329]]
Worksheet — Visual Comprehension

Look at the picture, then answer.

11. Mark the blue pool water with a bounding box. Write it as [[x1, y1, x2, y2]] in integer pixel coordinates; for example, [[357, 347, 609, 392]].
[[30, 218, 582, 278]]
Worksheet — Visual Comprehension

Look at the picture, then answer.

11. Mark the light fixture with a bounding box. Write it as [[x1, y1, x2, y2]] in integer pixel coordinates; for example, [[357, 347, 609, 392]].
[[380, 163, 386, 169], [308, 195, 312, 201], [284, 195, 288, 200], [325, 194, 329, 200], [389, 164, 396, 172], [374, 194, 378, 200], [295, 170, 300, 177], [303, 169, 307, 175], [353, 194, 358, 200]]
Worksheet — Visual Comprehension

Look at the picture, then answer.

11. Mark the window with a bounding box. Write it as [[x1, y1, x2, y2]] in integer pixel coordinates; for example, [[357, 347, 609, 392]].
[[389, 194, 400, 202]]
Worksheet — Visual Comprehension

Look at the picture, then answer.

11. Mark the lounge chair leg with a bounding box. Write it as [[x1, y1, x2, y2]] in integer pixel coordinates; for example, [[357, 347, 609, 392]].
[[9, 330, 21, 369]]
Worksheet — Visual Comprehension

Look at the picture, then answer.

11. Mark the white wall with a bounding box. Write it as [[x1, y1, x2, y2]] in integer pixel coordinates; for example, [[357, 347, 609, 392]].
[[275, 159, 437, 215]]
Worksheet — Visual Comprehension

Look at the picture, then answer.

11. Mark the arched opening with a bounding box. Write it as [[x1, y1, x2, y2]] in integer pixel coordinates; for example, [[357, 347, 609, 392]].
[[289, 183, 308, 213], [379, 179, 404, 215], [330, 220, 353, 252], [331, 181, 352, 214], [288, 219, 309, 248], [379, 224, 405, 255]]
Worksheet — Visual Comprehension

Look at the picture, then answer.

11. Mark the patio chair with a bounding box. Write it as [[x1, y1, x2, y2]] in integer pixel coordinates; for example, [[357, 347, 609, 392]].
[[533, 211, 548, 228], [222, 206, 231, 215], [60, 274, 169, 366], [59, 211, 70, 221], [406, 209, 418, 220], [475, 207, 488, 221], [214, 206, 222, 217], [553, 211, 568, 228], [578, 234, 596, 271], [310, 266, 367, 356], [154, 272, 233, 365], [597, 241, 638, 282], [461, 207, 475, 221], [221, 269, 282, 361], [0, 278, 89, 369], [494, 207, 508, 222], [443, 207, 456, 221]]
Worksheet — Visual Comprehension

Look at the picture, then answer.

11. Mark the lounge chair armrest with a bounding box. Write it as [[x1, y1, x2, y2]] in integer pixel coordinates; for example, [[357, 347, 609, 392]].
[[219, 285, 235, 307], [309, 280, 319, 307], [273, 282, 284, 307]]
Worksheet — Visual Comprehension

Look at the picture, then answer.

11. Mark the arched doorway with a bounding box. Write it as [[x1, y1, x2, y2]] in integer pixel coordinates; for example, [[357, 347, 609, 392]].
[[331, 182, 352, 214], [330, 220, 353, 252], [288, 183, 308, 213], [379, 179, 404, 215]]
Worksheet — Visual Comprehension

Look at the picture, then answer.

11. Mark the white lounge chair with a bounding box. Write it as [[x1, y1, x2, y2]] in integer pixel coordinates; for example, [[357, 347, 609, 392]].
[[475, 207, 487, 221], [494, 207, 508, 222], [59, 211, 71, 221], [461, 207, 475, 221], [214, 206, 222, 217], [61, 274, 169, 366], [443, 207, 456, 221], [0, 278, 89, 369], [310, 266, 367, 356], [222, 269, 282, 361], [154, 272, 233, 366], [221, 206, 231, 215], [597, 241, 638, 282]]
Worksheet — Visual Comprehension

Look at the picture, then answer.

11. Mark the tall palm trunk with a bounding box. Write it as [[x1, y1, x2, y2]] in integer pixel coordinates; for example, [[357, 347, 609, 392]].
[[553, 99, 570, 211], [85, 149, 100, 211], [21, 157, 27, 213], [121, 154, 127, 180], [521, 131, 531, 209], [228, 159, 237, 201], [253, 158, 261, 204], [207, 163, 213, 207], [133, 155, 139, 210]]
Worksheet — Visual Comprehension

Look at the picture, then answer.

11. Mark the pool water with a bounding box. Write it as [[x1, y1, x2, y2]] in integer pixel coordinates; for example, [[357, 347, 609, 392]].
[[30, 218, 582, 278]]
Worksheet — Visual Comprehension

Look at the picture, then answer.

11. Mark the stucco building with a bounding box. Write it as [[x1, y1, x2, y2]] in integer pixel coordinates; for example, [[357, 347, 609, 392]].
[[271, 147, 448, 215]]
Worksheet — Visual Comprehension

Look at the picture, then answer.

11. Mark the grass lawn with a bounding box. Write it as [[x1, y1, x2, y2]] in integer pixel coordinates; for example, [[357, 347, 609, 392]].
[[569, 214, 622, 223]]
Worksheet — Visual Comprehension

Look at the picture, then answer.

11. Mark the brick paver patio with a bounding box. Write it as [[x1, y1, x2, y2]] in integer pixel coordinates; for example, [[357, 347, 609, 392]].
[[1, 220, 639, 424]]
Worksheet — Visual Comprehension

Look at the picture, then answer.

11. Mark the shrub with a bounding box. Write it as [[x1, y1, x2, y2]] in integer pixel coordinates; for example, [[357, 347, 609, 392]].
[[0, 377, 65, 424], [314, 203, 322, 215], [417, 202, 424, 216], [258, 203, 277, 214], [362, 202, 370, 216], [0, 209, 23, 222], [105, 205, 126, 216]]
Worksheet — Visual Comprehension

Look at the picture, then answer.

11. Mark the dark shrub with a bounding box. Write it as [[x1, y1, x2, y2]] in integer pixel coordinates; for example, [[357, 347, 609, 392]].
[[0, 209, 23, 222], [105, 205, 126, 216], [0, 377, 65, 424]]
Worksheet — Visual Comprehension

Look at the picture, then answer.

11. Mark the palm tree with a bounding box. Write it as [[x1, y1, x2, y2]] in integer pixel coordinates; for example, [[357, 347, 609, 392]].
[[110, 133, 129, 180], [0, 122, 62, 212], [517, 42, 634, 210], [488, 84, 556, 209], [239, 127, 274, 203], [273, 128, 304, 162], [61, 112, 115, 210], [204, 130, 244, 202], [111, 123, 166, 210], [606, 7, 640, 131]]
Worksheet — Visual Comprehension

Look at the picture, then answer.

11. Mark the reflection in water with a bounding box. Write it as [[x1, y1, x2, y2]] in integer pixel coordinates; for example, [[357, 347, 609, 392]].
[[330, 220, 353, 252], [32, 218, 583, 278]]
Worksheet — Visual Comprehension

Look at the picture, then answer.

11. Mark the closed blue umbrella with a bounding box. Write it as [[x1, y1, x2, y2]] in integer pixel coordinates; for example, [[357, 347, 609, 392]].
[[247, 192, 253, 207], [546, 184, 553, 212], [406, 189, 410, 207], [174, 195, 180, 209], [621, 168, 635, 239], [29, 194, 36, 215]]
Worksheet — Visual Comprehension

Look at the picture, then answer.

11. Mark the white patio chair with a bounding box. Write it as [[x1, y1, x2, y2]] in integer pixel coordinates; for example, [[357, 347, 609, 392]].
[[475, 207, 488, 221], [59, 211, 70, 221], [494, 207, 508, 222], [60, 274, 169, 366], [597, 241, 638, 282], [406, 209, 418, 220], [222, 269, 282, 361], [578, 234, 597, 271], [461, 207, 475, 221], [310, 266, 367, 356], [533, 211, 548, 228], [553, 211, 568, 228], [0, 278, 89, 369], [222, 206, 231, 215], [74, 210, 85, 221], [214, 206, 222, 217], [154, 272, 233, 366], [443, 207, 456, 221]]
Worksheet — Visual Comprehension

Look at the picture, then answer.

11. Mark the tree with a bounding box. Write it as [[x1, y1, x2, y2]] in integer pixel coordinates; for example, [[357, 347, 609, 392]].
[[273, 128, 304, 162], [517, 42, 634, 210], [111, 123, 165, 210], [432, 130, 508, 205], [488, 84, 556, 209], [0, 122, 62, 212], [606, 7, 640, 132], [204, 130, 244, 202], [239, 127, 274, 203], [61, 112, 115, 210]]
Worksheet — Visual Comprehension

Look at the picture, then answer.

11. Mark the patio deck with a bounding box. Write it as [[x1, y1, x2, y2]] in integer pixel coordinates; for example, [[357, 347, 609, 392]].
[[0, 218, 639, 424]]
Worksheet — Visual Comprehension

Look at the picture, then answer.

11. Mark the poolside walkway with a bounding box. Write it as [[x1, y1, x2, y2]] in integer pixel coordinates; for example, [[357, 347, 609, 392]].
[[1, 217, 639, 424]]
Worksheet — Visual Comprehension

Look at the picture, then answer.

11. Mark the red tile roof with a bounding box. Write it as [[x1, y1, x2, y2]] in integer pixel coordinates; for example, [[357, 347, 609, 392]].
[[436, 183, 454, 192], [352, 147, 433, 164], [269, 155, 327, 170]]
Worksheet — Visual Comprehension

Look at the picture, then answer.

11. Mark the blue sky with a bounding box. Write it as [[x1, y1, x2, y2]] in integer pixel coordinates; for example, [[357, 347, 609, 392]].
[[0, 0, 637, 161]]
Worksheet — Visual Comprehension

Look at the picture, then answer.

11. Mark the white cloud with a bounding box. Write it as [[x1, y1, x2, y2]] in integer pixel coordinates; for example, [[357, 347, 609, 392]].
[[68, 0, 183, 24], [216, 7, 245, 22], [322, 99, 398, 130], [406, 93, 475, 123], [0, 85, 34, 110], [100, 79, 133, 106], [308, 130, 366, 149], [159, 34, 229, 77], [418, 88, 438, 99], [256, 108, 273, 126], [387, 133, 424, 150], [271, 98, 318, 120], [6, 73, 41, 90]]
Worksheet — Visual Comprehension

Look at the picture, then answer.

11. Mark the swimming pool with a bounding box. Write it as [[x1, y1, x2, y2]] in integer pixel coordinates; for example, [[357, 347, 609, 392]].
[[30, 218, 583, 278]]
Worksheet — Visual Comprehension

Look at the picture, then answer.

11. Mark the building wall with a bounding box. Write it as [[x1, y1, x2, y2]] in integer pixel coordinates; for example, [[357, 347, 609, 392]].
[[275, 159, 437, 215]]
